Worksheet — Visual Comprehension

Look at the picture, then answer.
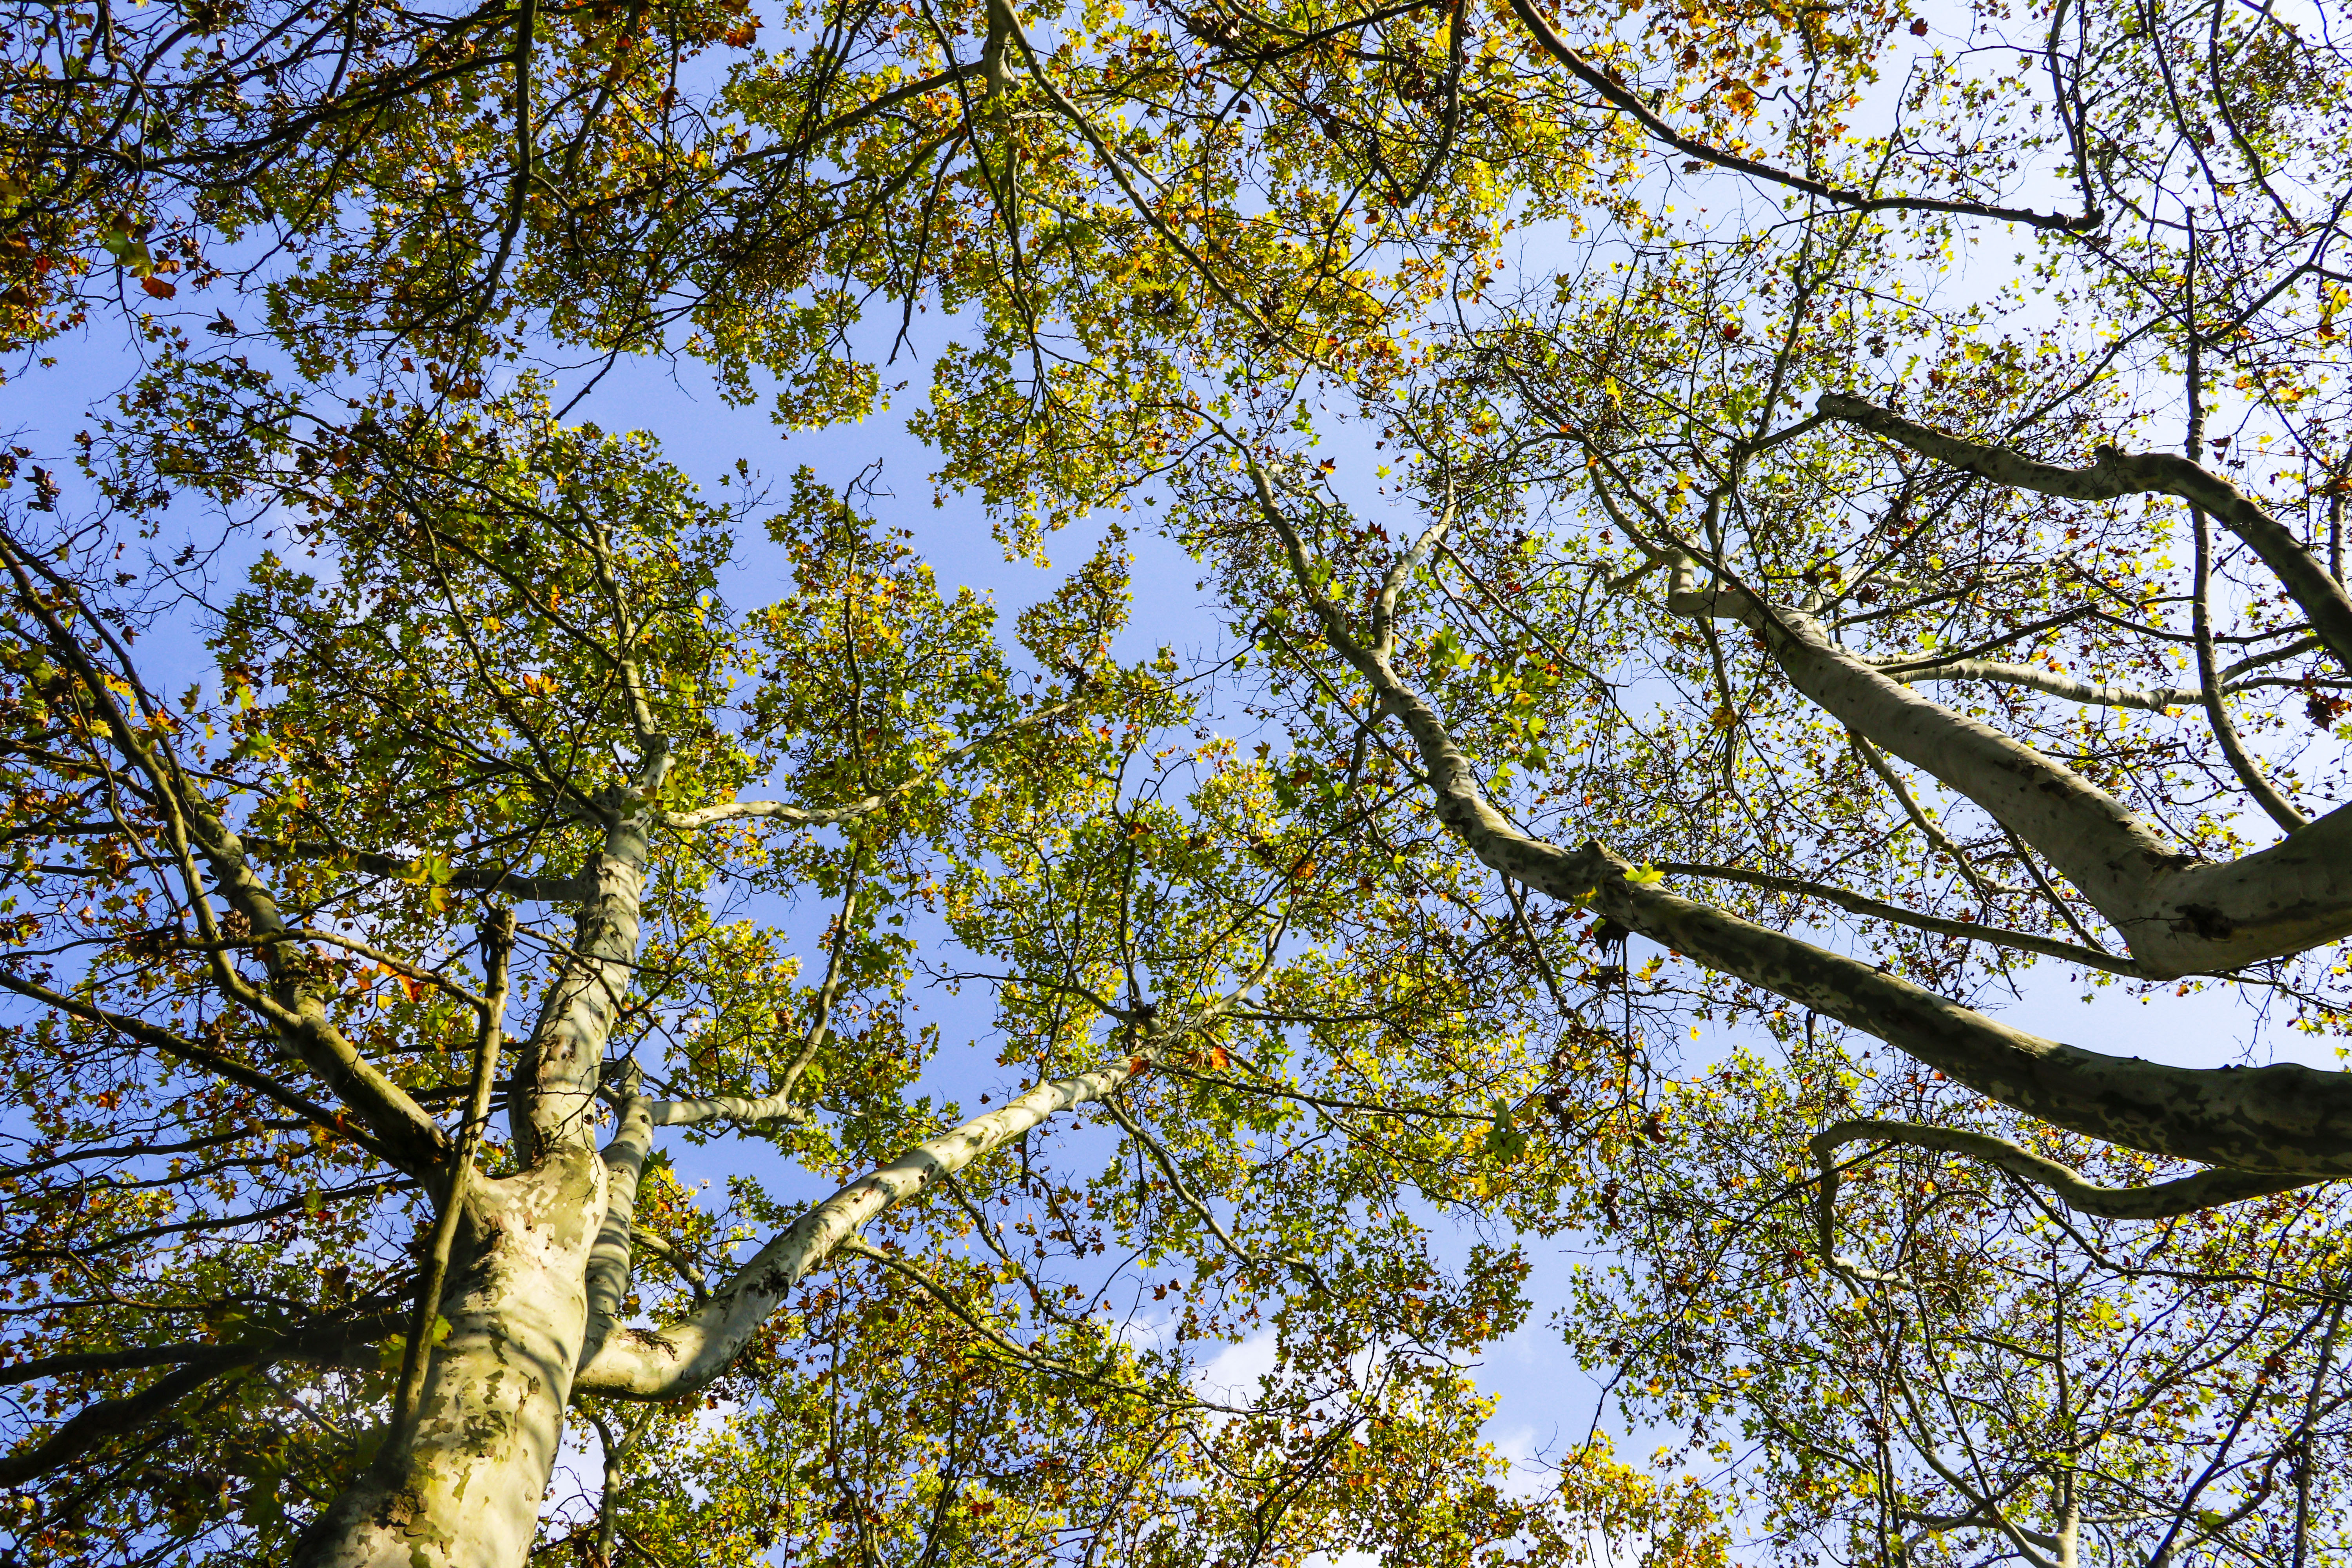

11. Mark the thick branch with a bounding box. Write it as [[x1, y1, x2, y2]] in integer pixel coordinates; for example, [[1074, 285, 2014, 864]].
[[575, 1002, 1249, 1398], [0, 971, 399, 1165], [2, 539, 450, 1171], [577, 1067, 655, 1374], [511, 743, 670, 1165], [1250, 471, 2352, 1175], [1819, 392, 2352, 675], [0, 1307, 400, 1487], [644, 1091, 808, 1128], [0, 1357, 260, 1489], [1900, 659, 2197, 711], [1664, 552, 2352, 976]]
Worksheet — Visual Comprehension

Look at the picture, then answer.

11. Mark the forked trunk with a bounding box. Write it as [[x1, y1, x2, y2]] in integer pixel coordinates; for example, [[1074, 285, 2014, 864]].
[[297, 1150, 606, 1568]]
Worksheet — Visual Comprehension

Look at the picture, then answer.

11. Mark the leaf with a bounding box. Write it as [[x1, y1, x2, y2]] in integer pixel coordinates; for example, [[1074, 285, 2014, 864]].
[[140, 275, 178, 299], [1623, 864, 1665, 886]]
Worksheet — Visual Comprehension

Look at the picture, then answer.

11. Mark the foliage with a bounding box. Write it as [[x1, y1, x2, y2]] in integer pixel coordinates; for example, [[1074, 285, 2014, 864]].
[[4, 0, 2352, 1560]]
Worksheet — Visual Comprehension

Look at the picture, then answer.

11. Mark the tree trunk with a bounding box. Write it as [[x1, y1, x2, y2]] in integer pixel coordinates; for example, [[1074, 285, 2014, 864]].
[[295, 1148, 606, 1567]]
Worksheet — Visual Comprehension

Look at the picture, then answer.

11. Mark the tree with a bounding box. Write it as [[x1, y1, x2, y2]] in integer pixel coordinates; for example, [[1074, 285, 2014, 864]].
[[7, 0, 2352, 1558], [1147, 0, 2352, 1546], [1, 384, 1599, 1564]]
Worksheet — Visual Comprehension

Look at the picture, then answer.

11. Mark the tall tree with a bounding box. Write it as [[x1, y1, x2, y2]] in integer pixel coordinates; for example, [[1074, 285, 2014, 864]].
[[0, 384, 1597, 1563], [7, 0, 2352, 1558]]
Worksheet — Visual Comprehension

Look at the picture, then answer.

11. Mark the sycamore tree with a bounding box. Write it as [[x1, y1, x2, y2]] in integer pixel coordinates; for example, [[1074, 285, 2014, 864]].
[[1144, 0, 2352, 1553], [0, 381, 1615, 1566], [9, 0, 2352, 1558]]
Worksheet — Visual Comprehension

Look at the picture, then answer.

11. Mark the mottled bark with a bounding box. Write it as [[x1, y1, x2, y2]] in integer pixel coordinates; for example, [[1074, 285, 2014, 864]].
[[1254, 481, 2352, 1178], [297, 755, 664, 1568], [1664, 556, 2352, 978], [298, 1151, 607, 1568]]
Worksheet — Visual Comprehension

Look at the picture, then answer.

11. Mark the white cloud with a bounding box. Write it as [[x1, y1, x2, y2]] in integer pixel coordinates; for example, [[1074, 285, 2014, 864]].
[[1191, 1329, 1279, 1402]]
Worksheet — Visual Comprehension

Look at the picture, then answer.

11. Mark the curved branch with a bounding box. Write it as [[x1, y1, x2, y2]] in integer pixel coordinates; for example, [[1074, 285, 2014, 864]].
[[0, 971, 399, 1165], [1818, 392, 2352, 675], [575, 983, 1263, 1399], [577, 1066, 655, 1375], [643, 1090, 809, 1128], [2194, 504, 2310, 832], [1246, 466, 2352, 1176], [1812, 1119, 2319, 1258], [0, 1307, 401, 1487], [1899, 659, 2195, 711], [1664, 550, 2352, 976], [1506, 0, 2098, 233], [0, 1357, 261, 1489]]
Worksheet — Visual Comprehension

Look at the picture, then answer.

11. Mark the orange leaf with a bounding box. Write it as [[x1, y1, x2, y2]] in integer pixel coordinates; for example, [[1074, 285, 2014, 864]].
[[397, 973, 423, 1004], [140, 275, 177, 299]]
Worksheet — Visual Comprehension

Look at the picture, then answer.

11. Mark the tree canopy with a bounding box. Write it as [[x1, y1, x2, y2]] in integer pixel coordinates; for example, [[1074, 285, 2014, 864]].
[[4, 0, 2352, 1562]]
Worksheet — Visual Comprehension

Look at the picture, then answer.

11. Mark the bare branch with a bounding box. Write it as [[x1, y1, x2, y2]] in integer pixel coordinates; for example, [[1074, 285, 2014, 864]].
[[1813, 1119, 2319, 1248], [1653, 861, 2144, 976]]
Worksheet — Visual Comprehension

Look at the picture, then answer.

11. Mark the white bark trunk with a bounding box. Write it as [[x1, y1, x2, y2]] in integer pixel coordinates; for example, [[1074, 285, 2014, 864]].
[[299, 1153, 605, 1568], [299, 754, 666, 1568]]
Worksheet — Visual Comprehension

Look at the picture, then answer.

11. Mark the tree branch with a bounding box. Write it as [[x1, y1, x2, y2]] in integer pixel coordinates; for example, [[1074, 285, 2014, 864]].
[[1811, 1117, 2319, 1279], [391, 908, 515, 1450], [575, 994, 1258, 1398], [1506, 0, 2098, 233], [1663, 550, 2352, 976], [2193, 504, 2309, 832], [1653, 861, 2143, 976], [243, 835, 593, 902], [1246, 465, 2352, 1176], [1818, 392, 2352, 675], [661, 694, 1088, 831], [0, 970, 399, 1165]]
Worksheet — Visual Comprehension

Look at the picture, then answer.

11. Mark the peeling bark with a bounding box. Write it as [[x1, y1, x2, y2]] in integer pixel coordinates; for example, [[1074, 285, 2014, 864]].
[[1663, 555, 2352, 978], [296, 756, 664, 1568], [1254, 481, 2352, 1179], [575, 1046, 1161, 1399], [297, 1153, 607, 1568]]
